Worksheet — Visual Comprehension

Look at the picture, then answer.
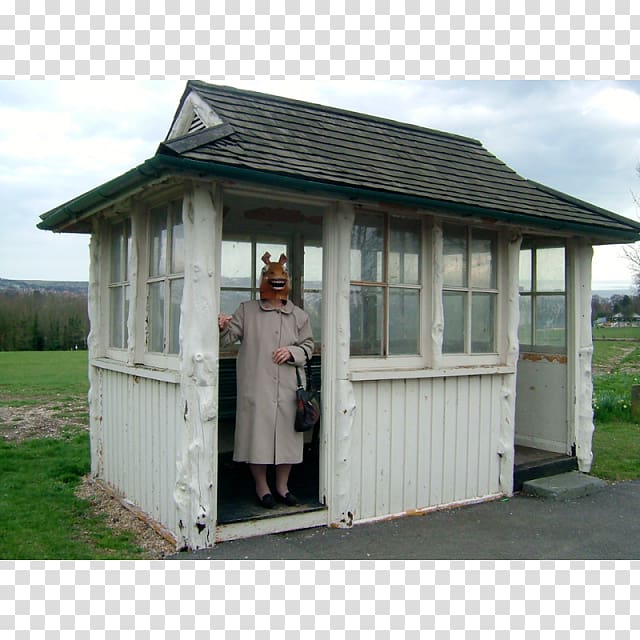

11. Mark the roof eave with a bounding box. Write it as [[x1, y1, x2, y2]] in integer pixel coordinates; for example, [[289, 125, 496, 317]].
[[38, 154, 640, 244]]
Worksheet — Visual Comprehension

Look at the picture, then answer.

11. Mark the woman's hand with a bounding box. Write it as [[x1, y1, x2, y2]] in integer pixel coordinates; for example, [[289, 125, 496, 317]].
[[272, 346, 293, 365], [218, 314, 232, 330]]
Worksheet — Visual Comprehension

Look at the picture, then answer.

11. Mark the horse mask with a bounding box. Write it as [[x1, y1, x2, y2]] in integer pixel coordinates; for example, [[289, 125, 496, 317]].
[[259, 252, 290, 301]]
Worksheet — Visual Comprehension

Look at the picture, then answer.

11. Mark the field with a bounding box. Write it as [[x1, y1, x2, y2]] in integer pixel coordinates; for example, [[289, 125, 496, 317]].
[[0, 351, 172, 559], [1, 332, 639, 558], [591, 325, 640, 480]]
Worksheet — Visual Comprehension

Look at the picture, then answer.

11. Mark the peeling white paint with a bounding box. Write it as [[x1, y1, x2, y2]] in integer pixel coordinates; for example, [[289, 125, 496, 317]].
[[323, 201, 356, 527], [570, 241, 595, 471], [497, 230, 522, 494], [174, 183, 223, 550]]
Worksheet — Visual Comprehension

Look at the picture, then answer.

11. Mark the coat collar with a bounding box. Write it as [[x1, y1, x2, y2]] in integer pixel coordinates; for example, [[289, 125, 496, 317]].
[[258, 299, 294, 314]]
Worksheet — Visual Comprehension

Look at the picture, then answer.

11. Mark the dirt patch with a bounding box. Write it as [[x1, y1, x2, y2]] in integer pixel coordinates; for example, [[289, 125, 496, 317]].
[[75, 475, 176, 559], [0, 398, 88, 443]]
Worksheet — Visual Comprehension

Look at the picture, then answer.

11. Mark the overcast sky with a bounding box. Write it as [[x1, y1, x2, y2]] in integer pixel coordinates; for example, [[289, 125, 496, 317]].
[[1, 80, 639, 290]]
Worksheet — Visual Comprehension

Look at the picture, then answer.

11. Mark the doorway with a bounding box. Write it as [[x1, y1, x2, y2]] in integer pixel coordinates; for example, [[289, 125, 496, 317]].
[[215, 192, 326, 525]]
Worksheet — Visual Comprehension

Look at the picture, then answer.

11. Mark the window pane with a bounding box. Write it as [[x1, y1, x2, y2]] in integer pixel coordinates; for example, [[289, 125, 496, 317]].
[[535, 295, 566, 347], [110, 222, 129, 283], [221, 240, 252, 288], [350, 285, 383, 356], [256, 242, 288, 287], [389, 288, 420, 355], [149, 207, 168, 277], [519, 249, 532, 293], [109, 287, 124, 348], [471, 230, 496, 289], [220, 289, 250, 316], [471, 293, 496, 353], [389, 217, 421, 285], [351, 214, 384, 282], [303, 291, 322, 346], [170, 203, 184, 274], [148, 281, 165, 353], [518, 295, 532, 345], [536, 247, 565, 292], [169, 279, 183, 354], [304, 245, 323, 289], [443, 226, 467, 287], [443, 291, 466, 353]]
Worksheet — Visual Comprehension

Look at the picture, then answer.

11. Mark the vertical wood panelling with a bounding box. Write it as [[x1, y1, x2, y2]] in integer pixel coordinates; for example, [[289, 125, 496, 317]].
[[352, 373, 504, 521], [428, 377, 445, 507], [99, 370, 180, 534]]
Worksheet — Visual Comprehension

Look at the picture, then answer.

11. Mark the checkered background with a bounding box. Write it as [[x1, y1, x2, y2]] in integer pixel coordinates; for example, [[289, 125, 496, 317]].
[[1, 0, 639, 78], [1, 560, 638, 636], [2, 0, 640, 635]]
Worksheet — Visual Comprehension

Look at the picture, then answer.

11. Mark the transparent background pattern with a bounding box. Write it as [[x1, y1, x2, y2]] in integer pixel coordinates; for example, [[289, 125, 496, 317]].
[[1, 0, 639, 635], [0, 0, 638, 78], [1, 560, 640, 637]]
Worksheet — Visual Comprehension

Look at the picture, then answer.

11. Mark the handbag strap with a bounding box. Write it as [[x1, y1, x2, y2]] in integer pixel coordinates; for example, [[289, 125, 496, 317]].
[[295, 363, 303, 389]]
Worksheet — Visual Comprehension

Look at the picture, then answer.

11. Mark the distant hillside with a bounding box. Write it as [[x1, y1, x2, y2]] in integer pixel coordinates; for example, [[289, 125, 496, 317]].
[[0, 278, 88, 296]]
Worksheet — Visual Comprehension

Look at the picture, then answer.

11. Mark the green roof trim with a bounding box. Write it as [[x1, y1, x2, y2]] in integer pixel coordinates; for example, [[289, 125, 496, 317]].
[[38, 152, 640, 243]]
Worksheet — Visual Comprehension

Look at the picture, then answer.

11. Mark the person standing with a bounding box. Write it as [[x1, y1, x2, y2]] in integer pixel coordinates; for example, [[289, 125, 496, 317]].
[[218, 252, 314, 508]]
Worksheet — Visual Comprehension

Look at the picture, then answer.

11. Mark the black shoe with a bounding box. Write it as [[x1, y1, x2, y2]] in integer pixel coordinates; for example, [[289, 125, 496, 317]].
[[275, 492, 299, 506], [259, 493, 276, 509]]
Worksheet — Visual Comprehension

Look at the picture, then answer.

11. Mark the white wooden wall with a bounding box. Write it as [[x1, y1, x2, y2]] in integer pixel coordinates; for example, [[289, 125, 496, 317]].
[[96, 367, 182, 536], [349, 373, 505, 521]]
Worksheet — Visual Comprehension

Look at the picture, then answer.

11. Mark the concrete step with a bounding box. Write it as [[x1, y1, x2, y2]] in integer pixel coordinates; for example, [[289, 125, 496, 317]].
[[513, 455, 578, 491], [522, 471, 608, 500]]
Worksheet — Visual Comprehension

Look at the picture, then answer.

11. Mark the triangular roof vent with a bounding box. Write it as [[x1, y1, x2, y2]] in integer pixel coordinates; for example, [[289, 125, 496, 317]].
[[167, 90, 223, 140]]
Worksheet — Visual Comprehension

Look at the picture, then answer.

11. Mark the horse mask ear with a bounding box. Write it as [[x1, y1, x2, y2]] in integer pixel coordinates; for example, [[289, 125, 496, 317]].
[[259, 252, 290, 301]]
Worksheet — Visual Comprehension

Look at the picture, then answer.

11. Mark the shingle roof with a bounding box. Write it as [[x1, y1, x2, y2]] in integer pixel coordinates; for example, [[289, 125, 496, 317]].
[[39, 81, 640, 241], [158, 80, 640, 239]]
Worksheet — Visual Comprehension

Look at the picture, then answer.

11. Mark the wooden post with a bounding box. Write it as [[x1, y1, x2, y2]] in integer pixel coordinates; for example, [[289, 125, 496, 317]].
[[322, 201, 356, 527], [568, 240, 594, 472], [88, 218, 105, 479], [498, 229, 522, 495], [174, 182, 223, 550], [631, 385, 640, 422]]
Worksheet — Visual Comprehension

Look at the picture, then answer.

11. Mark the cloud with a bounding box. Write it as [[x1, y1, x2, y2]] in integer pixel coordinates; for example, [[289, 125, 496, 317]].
[[1, 80, 639, 285]]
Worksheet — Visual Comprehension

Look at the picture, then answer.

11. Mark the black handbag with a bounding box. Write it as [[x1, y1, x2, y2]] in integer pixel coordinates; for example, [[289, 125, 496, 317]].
[[294, 352, 321, 432]]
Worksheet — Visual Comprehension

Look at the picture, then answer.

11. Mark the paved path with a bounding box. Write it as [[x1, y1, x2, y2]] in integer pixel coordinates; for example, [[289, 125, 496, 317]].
[[169, 479, 640, 560]]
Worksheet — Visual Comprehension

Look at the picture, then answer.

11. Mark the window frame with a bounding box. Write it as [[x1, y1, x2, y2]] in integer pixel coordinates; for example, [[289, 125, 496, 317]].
[[105, 218, 132, 359], [518, 240, 567, 354], [439, 223, 502, 368], [143, 198, 185, 368], [349, 211, 427, 370]]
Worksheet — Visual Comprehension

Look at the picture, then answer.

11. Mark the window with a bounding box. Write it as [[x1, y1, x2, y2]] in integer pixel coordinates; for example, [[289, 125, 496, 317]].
[[220, 238, 288, 315], [108, 220, 131, 349], [350, 213, 421, 357], [519, 242, 566, 350], [146, 199, 184, 355], [303, 245, 323, 345], [442, 225, 498, 354]]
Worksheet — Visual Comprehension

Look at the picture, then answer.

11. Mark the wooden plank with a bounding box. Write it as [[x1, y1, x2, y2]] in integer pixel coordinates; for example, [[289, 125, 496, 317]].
[[429, 378, 445, 506]]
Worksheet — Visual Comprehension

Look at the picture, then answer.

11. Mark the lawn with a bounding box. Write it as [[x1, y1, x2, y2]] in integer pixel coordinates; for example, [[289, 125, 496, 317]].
[[0, 341, 639, 558], [591, 326, 640, 481], [0, 350, 148, 559]]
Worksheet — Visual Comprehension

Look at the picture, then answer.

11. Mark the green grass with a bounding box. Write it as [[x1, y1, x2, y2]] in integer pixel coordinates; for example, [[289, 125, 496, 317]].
[[591, 421, 640, 481], [591, 336, 640, 481], [593, 325, 640, 340], [0, 351, 149, 559], [0, 351, 89, 401], [0, 432, 144, 559]]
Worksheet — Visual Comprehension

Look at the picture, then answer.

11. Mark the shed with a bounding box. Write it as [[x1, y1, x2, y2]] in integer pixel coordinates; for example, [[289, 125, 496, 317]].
[[39, 82, 640, 550]]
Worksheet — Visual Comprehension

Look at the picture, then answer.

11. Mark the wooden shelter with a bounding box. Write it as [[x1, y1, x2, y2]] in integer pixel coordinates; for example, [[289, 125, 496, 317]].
[[39, 82, 640, 550]]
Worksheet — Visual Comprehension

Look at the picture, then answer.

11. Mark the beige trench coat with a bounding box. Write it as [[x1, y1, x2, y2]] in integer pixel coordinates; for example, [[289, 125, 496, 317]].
[[220, 299, 314, 464]]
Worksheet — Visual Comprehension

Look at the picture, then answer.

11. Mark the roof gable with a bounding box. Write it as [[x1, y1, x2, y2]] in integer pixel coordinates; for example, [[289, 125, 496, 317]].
[[39, 81, 640, 243]]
